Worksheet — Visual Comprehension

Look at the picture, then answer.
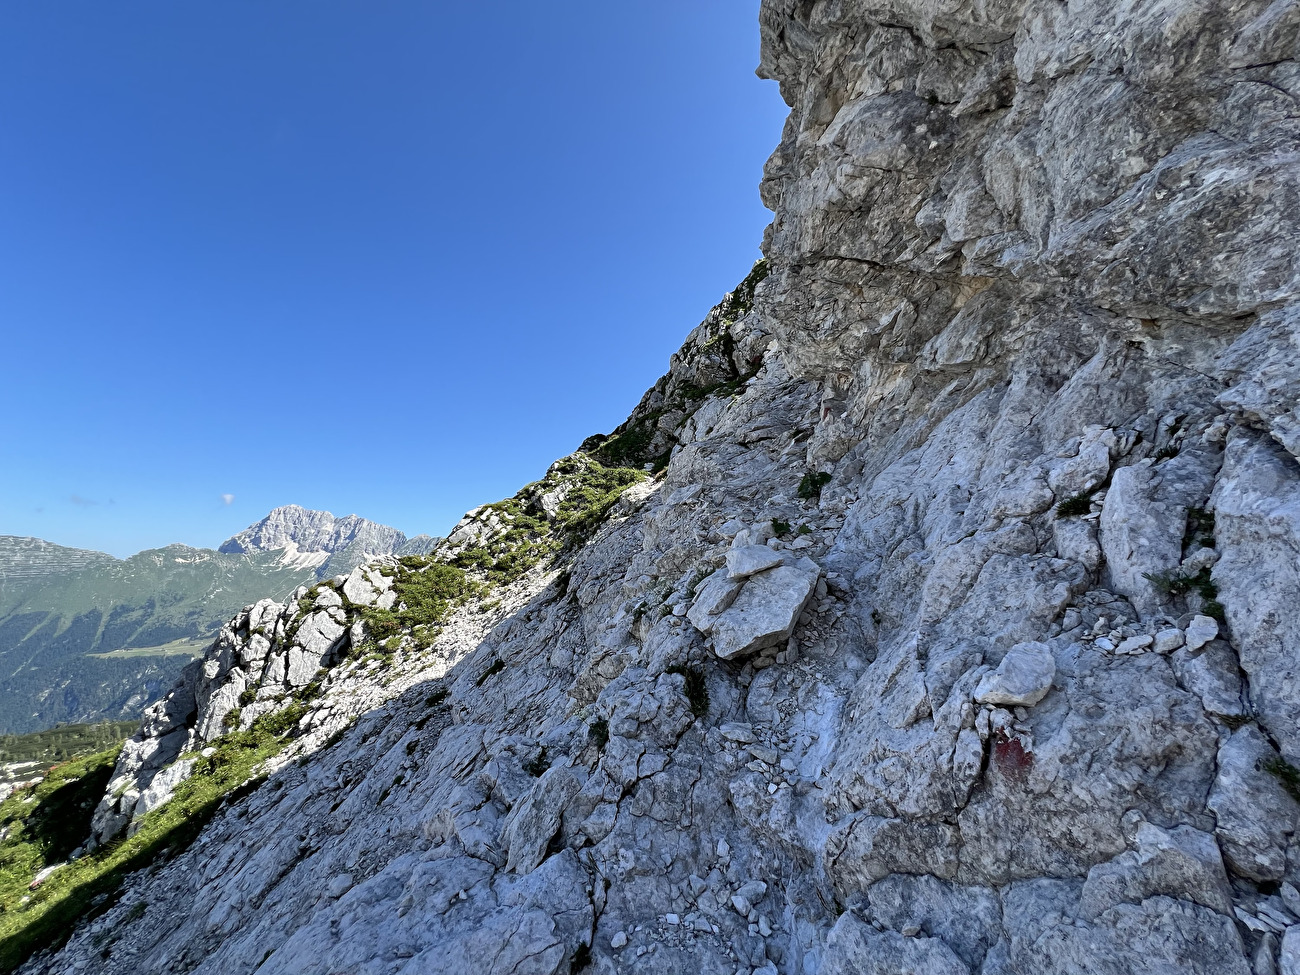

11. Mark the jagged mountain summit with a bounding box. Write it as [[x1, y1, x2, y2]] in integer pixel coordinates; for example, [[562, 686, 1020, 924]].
[[0, 509, 433, 734], [4, 2, 1300, 974], [219, 504, 438, 577]]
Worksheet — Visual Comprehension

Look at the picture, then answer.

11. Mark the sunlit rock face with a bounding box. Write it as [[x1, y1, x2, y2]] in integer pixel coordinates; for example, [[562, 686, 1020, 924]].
[[27, 2, 1300, 973]]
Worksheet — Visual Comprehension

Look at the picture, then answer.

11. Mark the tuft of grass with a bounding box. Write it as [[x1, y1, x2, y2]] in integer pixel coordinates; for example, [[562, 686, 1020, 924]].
[[475, 660, 506, 687], [771, 519, 792, 536], [1055, 493, 1093, 518], [1144, 569, 1194, 597], [588, 718, 609, 751], [666, 665, 709, 719], [1144, 565, 1226, 623], [296, 585, 320, 618], [1202, 599, 1227, 623], [798, 471, 833, 501], [1265, 757, 1300, 804]]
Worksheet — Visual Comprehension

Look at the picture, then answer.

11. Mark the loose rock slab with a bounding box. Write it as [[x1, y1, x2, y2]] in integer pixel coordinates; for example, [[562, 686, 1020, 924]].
[[699, 557, 820, 660], [974, 642, 1056, 707]]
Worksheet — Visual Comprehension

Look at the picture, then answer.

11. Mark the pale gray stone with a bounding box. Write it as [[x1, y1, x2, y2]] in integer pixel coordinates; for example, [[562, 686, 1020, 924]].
[[686, 569, 743, 630], [1153, 628, 1184, 654], [1208, 727, 1300, 882], [725, 545, 785, 580], [1079, 823, 1233, 919], [1185, 615, 1220, 652], [1170, 640, 1246, 719], [973, 643, 1055, 707], [1281, 927, 1300, 975], [822, 913, 970, 975], [704, 559, 819, 660]]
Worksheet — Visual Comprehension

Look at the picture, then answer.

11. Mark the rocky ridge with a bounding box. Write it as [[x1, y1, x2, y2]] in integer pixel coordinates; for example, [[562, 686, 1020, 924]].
[[11, 2, 1300, 974], [219, 504, 440, 578]]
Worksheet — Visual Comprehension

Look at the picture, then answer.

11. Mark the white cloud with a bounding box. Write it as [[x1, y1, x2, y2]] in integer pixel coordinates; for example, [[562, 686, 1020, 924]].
[[221, 493, 235, 506]]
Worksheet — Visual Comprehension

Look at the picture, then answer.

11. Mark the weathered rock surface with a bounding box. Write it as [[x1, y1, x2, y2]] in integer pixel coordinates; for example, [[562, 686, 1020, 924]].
[[699, 556, 820, 660], [973, 641, 1055, 707], [24, 2, 1300, 973]]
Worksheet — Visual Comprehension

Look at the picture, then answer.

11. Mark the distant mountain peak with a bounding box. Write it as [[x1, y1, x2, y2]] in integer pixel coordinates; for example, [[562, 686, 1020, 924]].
[[219, 505, 418, 577]]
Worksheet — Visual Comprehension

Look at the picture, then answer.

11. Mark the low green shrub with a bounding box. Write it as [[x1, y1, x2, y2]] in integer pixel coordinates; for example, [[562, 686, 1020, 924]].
[[798, 471, 832, 500], [666, 665, 709, 719]]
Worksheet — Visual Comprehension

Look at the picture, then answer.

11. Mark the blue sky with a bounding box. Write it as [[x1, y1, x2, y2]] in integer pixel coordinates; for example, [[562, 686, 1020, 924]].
[[0, 2, 787, 557]]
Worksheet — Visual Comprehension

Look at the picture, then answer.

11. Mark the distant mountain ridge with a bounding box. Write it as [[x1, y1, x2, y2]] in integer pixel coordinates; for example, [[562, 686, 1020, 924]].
[[218, 504, 438, 578], [0, 506, 438, 733]]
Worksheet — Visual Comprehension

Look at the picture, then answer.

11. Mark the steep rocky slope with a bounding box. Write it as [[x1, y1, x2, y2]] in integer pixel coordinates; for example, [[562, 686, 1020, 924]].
[[12, 2, 1300, 973]]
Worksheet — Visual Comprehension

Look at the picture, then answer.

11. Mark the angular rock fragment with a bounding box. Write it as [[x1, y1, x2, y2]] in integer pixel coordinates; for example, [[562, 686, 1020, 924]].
[[725, 544, 786, 580], [700, 557, 819, 660], [1079, 823, 1234, 919], [1208, 727, 1300, 882], [1185, 614, 1219, 652], [973, 642, 1055, 707], [685, 568, 743, 631]]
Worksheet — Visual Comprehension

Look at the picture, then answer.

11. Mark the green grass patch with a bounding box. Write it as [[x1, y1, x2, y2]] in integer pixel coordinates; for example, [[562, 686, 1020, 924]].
[[1055, 492, 1093, 518], [665, 665, 709, 719], [0, 722, 138, 770], [358, 559, 478, 639], [448, 457, 645, 586], [798, 471, 832, 501], [0, 709, 301, 972]]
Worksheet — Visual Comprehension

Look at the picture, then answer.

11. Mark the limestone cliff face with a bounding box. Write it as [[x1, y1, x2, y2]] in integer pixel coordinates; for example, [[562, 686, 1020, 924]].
[[24, 3, 1300, 974]]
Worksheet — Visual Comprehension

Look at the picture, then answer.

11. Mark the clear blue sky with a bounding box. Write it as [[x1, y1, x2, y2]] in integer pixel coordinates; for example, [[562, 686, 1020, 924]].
[[0, 2, 787, 557]]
